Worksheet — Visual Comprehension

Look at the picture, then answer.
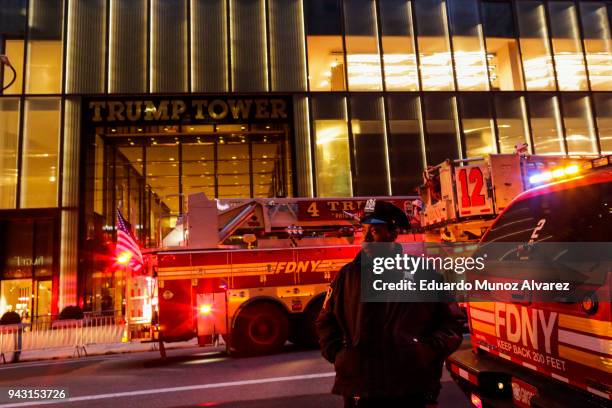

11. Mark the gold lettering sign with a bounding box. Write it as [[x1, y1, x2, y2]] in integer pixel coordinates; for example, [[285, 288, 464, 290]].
[[87, 97, 289, 124]]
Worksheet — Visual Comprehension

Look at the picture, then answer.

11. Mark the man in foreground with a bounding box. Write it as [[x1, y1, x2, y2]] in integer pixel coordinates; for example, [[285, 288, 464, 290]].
[[316, 200, 465, 407]]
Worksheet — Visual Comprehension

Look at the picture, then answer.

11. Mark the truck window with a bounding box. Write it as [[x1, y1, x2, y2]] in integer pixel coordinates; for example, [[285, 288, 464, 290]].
[[482, 182, 611, 243]]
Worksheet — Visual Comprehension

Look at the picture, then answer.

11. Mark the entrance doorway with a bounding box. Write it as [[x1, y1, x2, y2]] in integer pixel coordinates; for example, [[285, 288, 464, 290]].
[[85, 123, 292, 248]]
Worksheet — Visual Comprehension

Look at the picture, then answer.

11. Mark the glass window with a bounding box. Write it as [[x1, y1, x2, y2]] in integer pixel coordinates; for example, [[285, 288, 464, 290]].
[[515, 1, 555, 90], [459, 94, 496, 157], [423, 95, 460, 165], [350, 95, 388, 195], [386, 94, 424, 193], [311, 95, 352, 197], [305, 0, 346, 91], [21, 98, 60, 208], [109, 0, 147, 93], [481, 1, 524, 90], [547, 2, 587, 91], [231, 0, 268, 92], [0, 0, 26, 95], [414, 0, 454, 90], [0, 99, 20, 208], [26, 0, 64, 94], [579, 2, 612, 90], [269, 0, 307, 91], [494, 94, 530, 154], [448, 0, 488, 90], [527, 94, 564, 154], [192, 0, 228, 92], [3, 40, 25, 94], [378, 0, 418, 91], [0, 279, 32, 319], [146, 142, 179, 243], [344, 0, 383, 91], [217, 142, 251, 198], [561, 94, 597, 155], [181, 143, 215, 200], [593, 94, 612, 154], [151, 0, 187, 93]]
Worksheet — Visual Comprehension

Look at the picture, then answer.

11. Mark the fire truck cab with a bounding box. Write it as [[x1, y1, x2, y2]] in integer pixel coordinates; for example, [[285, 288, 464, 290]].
[[447, 156, 612, 407], [140, 195, 418, 355]]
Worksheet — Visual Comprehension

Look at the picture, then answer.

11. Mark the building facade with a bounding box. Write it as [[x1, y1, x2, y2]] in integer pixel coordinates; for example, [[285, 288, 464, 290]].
[[1, 0, 611, 318]]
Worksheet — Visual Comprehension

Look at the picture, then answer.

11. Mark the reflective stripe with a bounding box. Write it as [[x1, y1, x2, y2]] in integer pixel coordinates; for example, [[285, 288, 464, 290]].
[[586, 387, 610, 400], [559, 330, 612, 356], [471, 319, 496, 336], [558, 345, 612, 373], [551, 373, 569, 383], [469, 302, 495, 312], [522, 362, 537, 370], [469, 308, 495, 324], [559, 315, 612, 337]]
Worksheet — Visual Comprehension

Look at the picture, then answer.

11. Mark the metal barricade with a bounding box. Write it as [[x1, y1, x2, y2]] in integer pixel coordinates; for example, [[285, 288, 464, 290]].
[[0, 316, 126, 363]]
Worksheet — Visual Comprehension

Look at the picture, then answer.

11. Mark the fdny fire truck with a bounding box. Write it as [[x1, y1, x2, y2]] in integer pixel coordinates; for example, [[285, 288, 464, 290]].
[[444, 155, 612, 407], [419, 153, 594, 242], [136, 195, 418, 355]]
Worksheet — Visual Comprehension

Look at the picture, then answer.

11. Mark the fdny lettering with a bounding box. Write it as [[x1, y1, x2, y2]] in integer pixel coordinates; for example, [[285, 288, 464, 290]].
[[274, 260, 322, 274], [494, 304, 557, 354]]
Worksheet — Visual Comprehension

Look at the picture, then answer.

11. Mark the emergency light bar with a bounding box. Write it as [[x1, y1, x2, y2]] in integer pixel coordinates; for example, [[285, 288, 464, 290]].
[[529, 164, 579, 185]]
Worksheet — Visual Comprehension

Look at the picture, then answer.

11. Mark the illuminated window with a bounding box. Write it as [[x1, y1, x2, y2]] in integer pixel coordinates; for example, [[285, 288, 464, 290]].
[[344, 0, 382, 91], [561, 95, 597, 155], [0, 99, 20, 209], [26, 0, 64, 94], [459, 94, 496, 157], [527, 94, 564, 155], [306, 0, 346, 91], [312, 96, 352, 197], [516, 1, 555, 90], [579, 2, 612, 91], [21, 98, 60, 208], [350, 95, 388, 195], [448, 0, 488, 90], [3, 40, 24, 94], [423, 95, 460, 164], [481, 1, 524, 90], [378, 0, 418, 91], [414, 0, 454, 90], [386, 94, 424, 192], [547, 2, 587, 91], [594, 94, 612, 154], [494, 95, 530, 154]]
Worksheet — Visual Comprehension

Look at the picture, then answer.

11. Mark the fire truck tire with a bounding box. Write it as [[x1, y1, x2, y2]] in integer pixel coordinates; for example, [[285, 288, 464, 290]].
[[293, 297, 323, 348], [231, 302, 289, 356]]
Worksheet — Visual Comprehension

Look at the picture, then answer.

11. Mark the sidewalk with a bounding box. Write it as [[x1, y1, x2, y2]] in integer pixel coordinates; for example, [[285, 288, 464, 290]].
[[3, 338, 202, 364]]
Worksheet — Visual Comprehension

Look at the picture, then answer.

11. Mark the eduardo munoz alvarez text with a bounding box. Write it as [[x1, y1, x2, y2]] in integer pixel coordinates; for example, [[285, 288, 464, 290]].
[[370, 254, 571, 292]]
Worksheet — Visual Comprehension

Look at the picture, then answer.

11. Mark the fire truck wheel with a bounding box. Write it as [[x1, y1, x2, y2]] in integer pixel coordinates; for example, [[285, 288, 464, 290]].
[[293, 297, 323, 348], [232, 302, 289, 356]]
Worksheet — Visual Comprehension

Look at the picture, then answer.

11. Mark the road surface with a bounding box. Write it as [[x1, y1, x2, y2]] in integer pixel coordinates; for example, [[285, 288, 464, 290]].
[[0, 345, 470, 408]]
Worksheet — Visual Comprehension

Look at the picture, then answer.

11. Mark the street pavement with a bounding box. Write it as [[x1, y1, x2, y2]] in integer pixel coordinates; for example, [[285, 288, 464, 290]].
[[0, 345, 470, 408]]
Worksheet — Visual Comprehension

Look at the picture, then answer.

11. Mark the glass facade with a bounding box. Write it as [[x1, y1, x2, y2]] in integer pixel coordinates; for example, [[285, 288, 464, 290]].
[[1, 0, 612, 313]]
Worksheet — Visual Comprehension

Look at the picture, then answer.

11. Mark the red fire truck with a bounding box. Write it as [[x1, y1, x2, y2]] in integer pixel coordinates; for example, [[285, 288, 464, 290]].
[[136, 195, 420, 355], [445, 155, 612, 407]]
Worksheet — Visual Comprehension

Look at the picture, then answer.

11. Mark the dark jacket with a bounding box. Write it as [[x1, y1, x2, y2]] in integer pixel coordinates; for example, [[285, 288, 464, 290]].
[[315, 246, 465, 399]]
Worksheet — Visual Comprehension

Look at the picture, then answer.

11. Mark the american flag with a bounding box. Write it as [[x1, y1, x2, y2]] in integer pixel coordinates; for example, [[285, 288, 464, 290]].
[[116, 208, 143, 272]]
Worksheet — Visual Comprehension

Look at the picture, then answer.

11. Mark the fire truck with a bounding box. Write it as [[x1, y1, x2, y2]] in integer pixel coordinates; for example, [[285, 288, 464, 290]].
[[441, 155, 612, 407], [135, 195, 419, 355], [419, 153, 594, 242]]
